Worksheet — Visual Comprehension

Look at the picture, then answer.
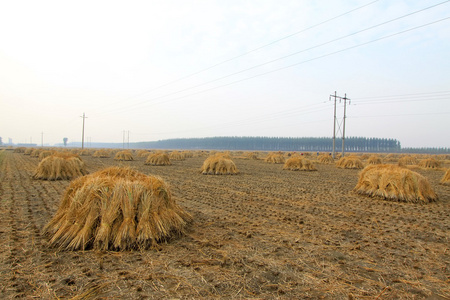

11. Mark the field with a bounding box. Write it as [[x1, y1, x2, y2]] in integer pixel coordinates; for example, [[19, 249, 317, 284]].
[[0, 150, 449, 299]]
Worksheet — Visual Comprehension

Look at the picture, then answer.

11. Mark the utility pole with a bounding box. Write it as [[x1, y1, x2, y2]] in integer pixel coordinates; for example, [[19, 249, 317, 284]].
[[80, 113, 87, 149], [127, 131, 130, 149], [41, 132, 44, 147], [329, 92, 350, 158]]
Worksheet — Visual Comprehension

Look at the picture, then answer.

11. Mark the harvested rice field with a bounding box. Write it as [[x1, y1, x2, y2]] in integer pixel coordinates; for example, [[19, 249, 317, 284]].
[[0, 150, 449, 299]]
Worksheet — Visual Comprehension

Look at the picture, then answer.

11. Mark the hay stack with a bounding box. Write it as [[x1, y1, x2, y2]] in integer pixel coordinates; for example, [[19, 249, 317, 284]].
[[137, 150, 151, 158], [367, 155, 382, 165], [43, 167, 192, 251], [440, 169, 450, 186], [265, 152, 285, 164], [418, 158, 441, 169], [93, 149, 111, 158], [13, 147, 26, 153], [30, 149, 41, 157], [182, 151, 194, 158], [398, 156, 417, 166], [78, 149, 91, 156], [336, 156, 364, 169], [114, 150, 134, 161], [244, 152, 259, 160], [353, 164, 437, 203], [38, 150, 54, 160], [201, 154, 238, 175], [145, 152, 172, 166], [283, 157, 317, 171], [24, 148, 34, 155], [33, 153, 88, 180], [169, 151, 185, 161], [317, 154, 334, 164]]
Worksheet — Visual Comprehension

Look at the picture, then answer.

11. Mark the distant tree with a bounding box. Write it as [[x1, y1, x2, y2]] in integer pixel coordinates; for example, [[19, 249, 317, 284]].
[[63, 137, 68, 147], [0, 136, 2, 145]]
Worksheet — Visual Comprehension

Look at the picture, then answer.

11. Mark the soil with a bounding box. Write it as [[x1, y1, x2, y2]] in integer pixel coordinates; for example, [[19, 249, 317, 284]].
[[0, 150, 449, 299]]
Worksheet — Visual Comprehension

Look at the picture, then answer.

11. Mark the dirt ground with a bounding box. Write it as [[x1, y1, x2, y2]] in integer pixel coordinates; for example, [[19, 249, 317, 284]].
[[0, 150, 449, 299]]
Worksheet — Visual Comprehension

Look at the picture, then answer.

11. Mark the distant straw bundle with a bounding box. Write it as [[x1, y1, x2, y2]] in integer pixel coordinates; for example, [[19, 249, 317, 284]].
[[201, 154, 238, 175], [418, 158, 441, 169], [265, 152, 285, 164], [440, 169, 450, 186], [24, 148, 34, 155], [13, 147, 26, 153], [114, 150, 134, 161], [353, 164, 438, 203], [43, 166, 192, 250], [93, 149, 111, 158], [30, 149, 41, 157], [283, 157, 317, 171], [182, 151, 194, 158], [137, 150, 151, 158], [38, 150, 54, 161], [169, 151, 185, 161], [398, 156, 417, 166], [33, 153, 88, 180], [336, 156, 364, 169], [367, 155, 382, 165], [145, 152, 172, 166], [317, 154, 334, 164], [245, 152, 259, 160]]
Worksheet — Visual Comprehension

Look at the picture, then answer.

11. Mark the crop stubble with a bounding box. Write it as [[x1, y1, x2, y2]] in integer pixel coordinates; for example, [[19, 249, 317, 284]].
[[0, 151, 449, 299]]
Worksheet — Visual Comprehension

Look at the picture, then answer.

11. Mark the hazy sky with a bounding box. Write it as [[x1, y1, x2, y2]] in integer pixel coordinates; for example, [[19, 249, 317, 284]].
[[1, 0, 449, 148]]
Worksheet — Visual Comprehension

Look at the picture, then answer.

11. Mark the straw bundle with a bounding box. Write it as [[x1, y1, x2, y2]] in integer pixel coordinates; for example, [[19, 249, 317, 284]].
[[145, 152, 172, 166], [336, 156, 364, 169], [169, 151, 185, 161], [418, 158, 441, 169], [33, 153, 88, 180], [78, 149, 91, 156], [13, 147, 26, 153], [244, 152, 259, 160], [353, 164, 438, 203], [38, 150, 54, 160], [182, 151, 194, 158], [24, 148, 34, 155], [30, 149, 41, 157], [114, 150, 134, 161], [43, 167, 192, 250], [440, 169, 450, 186], [265, 152, 285, 164], [283, 157, 317, 171], [367, 155, 382, 165], [137, 150, 151, 158], [201, 154, 238, 175], [93, 149, 111, 158], [317, 154, 334, 164], [398, 156, 417, 166]]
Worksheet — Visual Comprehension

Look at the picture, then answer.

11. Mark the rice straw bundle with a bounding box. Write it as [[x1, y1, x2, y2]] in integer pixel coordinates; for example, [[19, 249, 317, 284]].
[[440, 169, 450, 185], [353, 164, 438, 203], [398, 156, 417, 166], [201, 154, 238, 175], [13, 147, 26, 153], [38, 150, 54, 160], [182, 151, 194, 158], [265, 152, 285, 164], [367, 155, 382, 165], [418, 158, 441, 169], [169, 151, 185, 161], [43, 167, 192, 250], [283, 157, 317, 171], [93, 149, 111, 158], [114, 150, 134, 161], [336, 156, 364, 169], [317, 154, 334, 164], [24, 148, 34, 155], [78, 149, 91, 156], [33, 153, 88, 180], [245, 152, 259, 160], [145, 152, 172, 166], [30, 149, 41, 157], [137, 150, 151, 158]]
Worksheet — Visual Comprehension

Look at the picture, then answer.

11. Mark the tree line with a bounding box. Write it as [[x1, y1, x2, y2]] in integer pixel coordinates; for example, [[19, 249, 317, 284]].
[[135, 136, 402, 152]]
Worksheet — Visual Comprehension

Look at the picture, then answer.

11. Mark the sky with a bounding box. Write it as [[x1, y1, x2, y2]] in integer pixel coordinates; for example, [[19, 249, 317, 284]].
[[1, 0, 449, 148]]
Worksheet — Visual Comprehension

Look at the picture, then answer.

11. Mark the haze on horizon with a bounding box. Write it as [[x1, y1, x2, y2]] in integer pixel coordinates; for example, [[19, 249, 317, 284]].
[[1, 0, 449, 148]]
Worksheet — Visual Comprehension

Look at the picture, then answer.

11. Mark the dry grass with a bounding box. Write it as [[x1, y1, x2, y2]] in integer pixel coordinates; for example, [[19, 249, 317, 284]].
[[137, 150, 151, 158], [145, 152, 172, 166], [114, 150, 134, 161], [38, 150, 54, 160], [24, 148, 34, 155], [201, 154, 238, 175], [418, 158, 441, 169], [13, 147, 26, 153], [283, 157, 317, 171], [43, 166, 192, 251], [264, 152, 285, 164], [440, 169, 450, 185], [367, 155, 382, 165], [353, 164, 438, 203], [336, 156, 364, 169], [317, 154, 334, 164], [398, 155, 417, 166], [33, 153, 88, 181], [93, 149, 111, 158], [244, 152, 259, 160], [169, 151, 185, 161]]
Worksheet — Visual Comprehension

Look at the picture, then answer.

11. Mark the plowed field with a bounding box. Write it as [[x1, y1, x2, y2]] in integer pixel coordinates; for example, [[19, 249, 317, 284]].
[[0, 150, 449, 299]]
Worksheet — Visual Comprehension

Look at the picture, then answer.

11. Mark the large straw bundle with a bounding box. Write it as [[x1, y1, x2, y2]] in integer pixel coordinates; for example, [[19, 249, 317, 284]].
[[169, 151, 185, 161], [43, 167, 192, 251], [353, 164, 438, 203], [418, 158, 441, 169], [317, 154, 334, 164], [283, 157, 317, 171], [440, 169, 450, 185], [367, 155, 382, 165], [201, 154, 238, 175], [114, 150, 134, 161], [33, 153, 88, 180], [145, 152, 172, 166], [93, 149, 111, 158], [336, 156, 364, 169], [265, 152, 285, 164]]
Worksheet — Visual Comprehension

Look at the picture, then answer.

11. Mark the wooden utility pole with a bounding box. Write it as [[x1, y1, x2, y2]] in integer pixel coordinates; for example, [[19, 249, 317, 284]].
[[81, 113, 87, 149]]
